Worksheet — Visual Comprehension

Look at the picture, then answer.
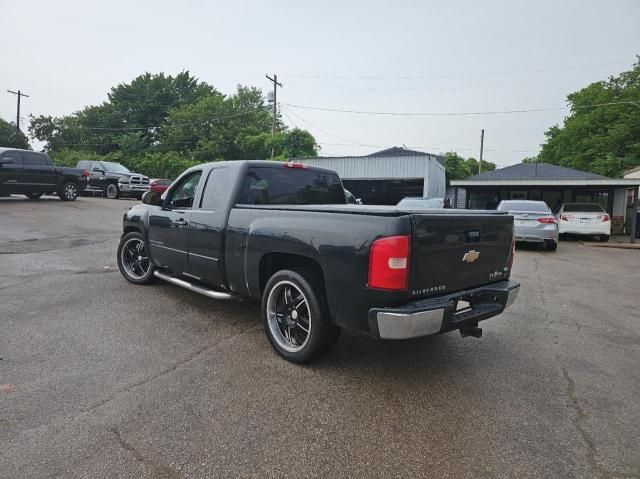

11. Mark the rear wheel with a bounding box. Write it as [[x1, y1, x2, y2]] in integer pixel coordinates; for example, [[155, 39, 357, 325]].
[[26, 192, 43, 200], [545, 240, 558, 251], [105, 183, 119, 199], [117, 232, 155, 284], [59, 181, 78, 201], [599, 235, 610, 243], [262, 269, 340, 363]]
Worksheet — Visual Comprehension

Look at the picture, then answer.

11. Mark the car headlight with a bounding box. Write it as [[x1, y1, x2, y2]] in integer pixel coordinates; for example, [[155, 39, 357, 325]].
[[118, 178, 130, 184]]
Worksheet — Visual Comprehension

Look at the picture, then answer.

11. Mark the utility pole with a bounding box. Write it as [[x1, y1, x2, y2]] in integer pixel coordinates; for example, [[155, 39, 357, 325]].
[[266, 74, 283, 160], [479, 129, 484, 174], [7, 89, 29, 133]]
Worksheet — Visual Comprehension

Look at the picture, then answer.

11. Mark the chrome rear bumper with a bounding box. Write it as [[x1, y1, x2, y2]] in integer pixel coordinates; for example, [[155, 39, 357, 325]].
[[370, 280, 520, 340]]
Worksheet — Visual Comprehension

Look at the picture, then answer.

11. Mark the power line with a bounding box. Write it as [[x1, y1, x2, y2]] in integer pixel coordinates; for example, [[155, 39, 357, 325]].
[[285, 100, 637, 117], [282, 60, 631, 81], [60, 109, 262, 131], [284, 77, 594, 93]]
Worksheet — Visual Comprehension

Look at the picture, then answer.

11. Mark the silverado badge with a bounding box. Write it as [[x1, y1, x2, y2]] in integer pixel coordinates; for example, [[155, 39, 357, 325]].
[[462, 250, 480, 263]]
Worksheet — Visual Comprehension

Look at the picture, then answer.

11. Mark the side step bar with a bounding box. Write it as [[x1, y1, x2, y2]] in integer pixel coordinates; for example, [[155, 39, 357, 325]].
[[154, 270, 238, 300]]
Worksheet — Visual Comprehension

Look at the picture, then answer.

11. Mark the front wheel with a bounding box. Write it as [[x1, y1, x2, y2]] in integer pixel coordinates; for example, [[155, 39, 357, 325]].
[[117, 232, 155, 284], [26, 192, 43, 200], [59, 182, 78, 201], [105, 183, 119, 199], [262, 269, 340, 363]]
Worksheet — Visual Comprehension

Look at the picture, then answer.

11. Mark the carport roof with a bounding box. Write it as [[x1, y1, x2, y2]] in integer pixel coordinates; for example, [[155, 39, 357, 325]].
[[451, 162, 640, 187]]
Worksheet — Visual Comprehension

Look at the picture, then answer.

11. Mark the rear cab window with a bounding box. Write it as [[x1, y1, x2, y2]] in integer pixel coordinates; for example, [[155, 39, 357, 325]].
[[238, 165, 345, 205], [563, 203, 605, 213]]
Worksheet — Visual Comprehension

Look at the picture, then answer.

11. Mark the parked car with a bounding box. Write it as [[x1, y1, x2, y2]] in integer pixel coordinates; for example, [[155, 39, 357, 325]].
[[116, 160, 519, 363], [0, 148, 88, 201], [497, 200, 559, 251], [556, 203, 611, 242], [150, 178, 172, 195], [397, 197, 450, 209], [77, 160, 150, 199]]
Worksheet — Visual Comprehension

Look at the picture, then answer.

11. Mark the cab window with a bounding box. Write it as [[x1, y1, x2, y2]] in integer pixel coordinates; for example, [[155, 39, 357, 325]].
[[0, 151, 24, 165], [166, 171, 202, 209], [22, 152, 48, 166]]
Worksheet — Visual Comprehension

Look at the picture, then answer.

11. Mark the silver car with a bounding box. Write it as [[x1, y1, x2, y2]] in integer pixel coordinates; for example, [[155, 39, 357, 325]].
[[497, 200, 559, 251]]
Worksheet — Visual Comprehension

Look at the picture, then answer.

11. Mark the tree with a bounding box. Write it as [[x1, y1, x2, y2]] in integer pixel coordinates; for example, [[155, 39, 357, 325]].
[[444, 152, 496, 183], [536, 58, 640, 177], [0, 117, 30, 149]]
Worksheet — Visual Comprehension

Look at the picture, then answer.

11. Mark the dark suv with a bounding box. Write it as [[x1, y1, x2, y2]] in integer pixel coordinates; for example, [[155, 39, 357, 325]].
[[77, 160, 150, 199]]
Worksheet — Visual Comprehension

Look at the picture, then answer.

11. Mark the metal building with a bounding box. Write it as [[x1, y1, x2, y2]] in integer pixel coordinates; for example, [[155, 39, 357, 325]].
[[299, 147, 446, 205]]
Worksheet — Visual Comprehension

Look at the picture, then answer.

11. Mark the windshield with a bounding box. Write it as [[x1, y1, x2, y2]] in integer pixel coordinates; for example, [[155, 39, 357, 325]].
[[397, 197, 444, 209], [563, 203, 605, 213], [498, 201, 550, 213], [102, 162, 131, 173]]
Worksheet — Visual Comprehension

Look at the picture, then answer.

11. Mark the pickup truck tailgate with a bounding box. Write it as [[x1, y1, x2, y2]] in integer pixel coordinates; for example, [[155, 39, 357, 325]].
[[408, 213, 513, 296]]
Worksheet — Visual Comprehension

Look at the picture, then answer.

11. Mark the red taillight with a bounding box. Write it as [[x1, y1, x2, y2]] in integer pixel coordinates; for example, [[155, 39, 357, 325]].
[[538, 217, 557, 224], [599, 214, 610, 222], [283, 162, 308, 169], [560, 214, 574, 221], [82, 170, 90, 177], [368, 235, 411, 291]]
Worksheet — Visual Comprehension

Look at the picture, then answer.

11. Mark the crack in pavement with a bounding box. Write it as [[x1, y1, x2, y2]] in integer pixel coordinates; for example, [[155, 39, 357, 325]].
[[561, 367, 640, 479], [111, 427, 181, 478]]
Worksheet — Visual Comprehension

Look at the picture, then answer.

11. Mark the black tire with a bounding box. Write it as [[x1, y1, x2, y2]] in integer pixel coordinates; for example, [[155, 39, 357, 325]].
[[600, 235, 610, 243], [26, 192, 43, 200], [262, 268, 340, 363], [545, 240, 558, 251], [105, 183, 119, 199], [59, 181, 79, 201], [117, 232, 155, 285]]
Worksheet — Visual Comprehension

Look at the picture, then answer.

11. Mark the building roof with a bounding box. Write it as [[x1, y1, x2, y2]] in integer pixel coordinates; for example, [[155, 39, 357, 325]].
[[465, 162, 607, 181], [450, 162, 640, 187], [299, 146, 446, 165]]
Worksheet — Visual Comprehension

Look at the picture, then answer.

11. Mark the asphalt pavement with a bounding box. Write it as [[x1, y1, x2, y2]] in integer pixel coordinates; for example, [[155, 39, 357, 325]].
[[1, 195, 639, 478]]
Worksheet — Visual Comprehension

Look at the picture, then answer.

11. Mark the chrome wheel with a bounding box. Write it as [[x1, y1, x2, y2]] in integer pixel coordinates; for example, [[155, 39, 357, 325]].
[[63, 182, 78, 200], [266, 280, 311, 353], [120, 238, 150, 280], [106, 184, 118, 199]]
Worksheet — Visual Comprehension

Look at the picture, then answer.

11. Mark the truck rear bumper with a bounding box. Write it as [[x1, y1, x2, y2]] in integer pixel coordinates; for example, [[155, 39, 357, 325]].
[[368, 280, 520, 340]]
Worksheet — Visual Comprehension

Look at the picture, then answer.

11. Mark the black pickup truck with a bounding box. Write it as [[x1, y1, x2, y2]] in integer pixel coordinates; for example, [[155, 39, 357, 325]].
[[76, 160, 150, 199], [117, 160, 519, 362], [0, 148, 88, 200]]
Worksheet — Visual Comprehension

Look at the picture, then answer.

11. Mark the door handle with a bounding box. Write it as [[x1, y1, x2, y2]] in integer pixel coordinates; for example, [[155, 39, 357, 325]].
[[174, 219, 189, 227]]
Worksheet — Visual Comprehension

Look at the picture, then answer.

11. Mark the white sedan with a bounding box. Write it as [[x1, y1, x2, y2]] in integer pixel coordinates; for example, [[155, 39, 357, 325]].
[[556, 203, 611, 242]]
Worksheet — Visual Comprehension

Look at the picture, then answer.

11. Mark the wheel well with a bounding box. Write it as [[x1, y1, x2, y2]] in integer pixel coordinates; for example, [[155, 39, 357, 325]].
[[123, 226, 141, 236], [259, 253, 325, 295]]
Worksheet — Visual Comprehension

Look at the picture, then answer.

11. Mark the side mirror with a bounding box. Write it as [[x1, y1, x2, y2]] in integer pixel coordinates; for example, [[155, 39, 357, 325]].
[[142, 190, 163, 206], [0, 158, 14, 165], [92, 167, 104, 173]]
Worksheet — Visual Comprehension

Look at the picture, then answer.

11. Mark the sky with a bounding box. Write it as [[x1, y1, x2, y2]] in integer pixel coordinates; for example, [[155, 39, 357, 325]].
[[1, 0, 639, 167]]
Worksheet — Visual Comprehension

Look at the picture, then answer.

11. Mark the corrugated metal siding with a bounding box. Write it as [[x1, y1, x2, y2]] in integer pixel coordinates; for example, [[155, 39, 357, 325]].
[[613, 188, 627, 217], [302, 155, 430, 180]]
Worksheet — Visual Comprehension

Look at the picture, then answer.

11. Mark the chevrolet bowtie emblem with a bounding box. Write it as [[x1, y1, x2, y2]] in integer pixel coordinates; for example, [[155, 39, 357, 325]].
[[462, 250, 480, 263]]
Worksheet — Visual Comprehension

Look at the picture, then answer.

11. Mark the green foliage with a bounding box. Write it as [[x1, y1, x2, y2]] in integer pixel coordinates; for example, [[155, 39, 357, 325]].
[[536, 59, 640, 177], [28, 73, 318, 177], [0, 117, 30, 149], [444, 152, 496, 183]]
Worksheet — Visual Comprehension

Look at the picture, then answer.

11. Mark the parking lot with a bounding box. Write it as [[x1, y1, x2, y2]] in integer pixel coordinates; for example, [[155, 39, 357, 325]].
[[1, 196, 639, 478]]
